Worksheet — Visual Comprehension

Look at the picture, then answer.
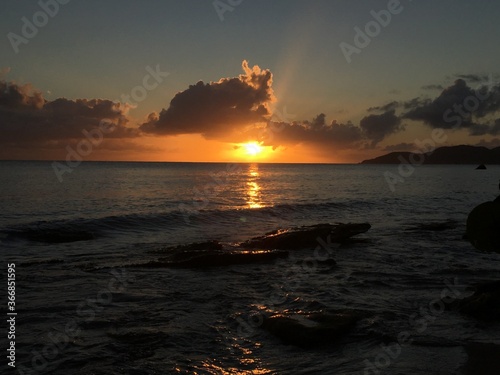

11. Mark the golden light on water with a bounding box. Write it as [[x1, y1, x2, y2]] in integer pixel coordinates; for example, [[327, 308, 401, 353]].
[[246, 164, 263, 209]]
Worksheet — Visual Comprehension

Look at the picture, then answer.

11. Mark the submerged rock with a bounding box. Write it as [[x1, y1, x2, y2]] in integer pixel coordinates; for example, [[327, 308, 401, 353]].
[[138, 223, 370, 269], [169, 249, 288, 268], [262, 311, 360, 347], [240, 223, 371, 250], [454, 280, 500, 321], [466, 200, 500, 252], [140, 248, 288, 269]]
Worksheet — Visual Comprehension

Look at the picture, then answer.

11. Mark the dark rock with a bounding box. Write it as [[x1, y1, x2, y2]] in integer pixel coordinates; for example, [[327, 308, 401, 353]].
[[139, 249, 289, 269], [262, 311, 360, 347], [147, 240, 223, 255], [136, 223, 371, 269], [240, 223, 371, 250], [466, 201, 500, 252], [476, 164, 487, 170]]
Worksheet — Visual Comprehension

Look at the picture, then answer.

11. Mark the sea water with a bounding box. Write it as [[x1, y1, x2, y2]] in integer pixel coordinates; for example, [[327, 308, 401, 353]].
[[1, 161, 500, 374]]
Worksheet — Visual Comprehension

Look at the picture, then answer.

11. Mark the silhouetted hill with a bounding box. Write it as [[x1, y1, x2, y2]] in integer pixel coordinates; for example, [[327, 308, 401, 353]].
[[361, 145, 500, 164]]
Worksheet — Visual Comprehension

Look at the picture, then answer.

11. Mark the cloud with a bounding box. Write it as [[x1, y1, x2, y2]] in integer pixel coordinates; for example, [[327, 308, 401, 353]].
[[367, 101, 400, 113], [0, 81, 138, 149], [402, 78, 500, 134], [0, 81, 44, 109], [249, 110, 403, 151], [383, 142, 417, 152], [421, 84, 444, 91], [468, 118, 500, 136], [258, 117, 364, 150], [454, 74, 490, 83], [475, 137, 500, 149], [359, 110, 403, 147], [403, 79, 475, 128], [8, 63, 500, 161], [140, 60, 275, 138]]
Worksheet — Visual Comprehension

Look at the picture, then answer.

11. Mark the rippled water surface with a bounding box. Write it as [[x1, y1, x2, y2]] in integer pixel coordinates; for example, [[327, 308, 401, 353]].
[[1, 161, 500, 374]]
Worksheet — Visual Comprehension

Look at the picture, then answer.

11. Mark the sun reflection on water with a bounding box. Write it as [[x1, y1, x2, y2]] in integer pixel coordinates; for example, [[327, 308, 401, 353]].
[[246, 164, 263, 209]]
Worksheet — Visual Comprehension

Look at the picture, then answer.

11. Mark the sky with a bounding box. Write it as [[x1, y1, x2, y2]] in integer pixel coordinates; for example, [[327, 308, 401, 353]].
[[1, 0, 500, 163]]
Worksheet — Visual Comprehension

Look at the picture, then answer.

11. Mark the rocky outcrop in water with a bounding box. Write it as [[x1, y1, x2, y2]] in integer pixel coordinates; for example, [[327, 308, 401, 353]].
[[133, 223, 370, 269], [144, 248, 289, 268], [239, 223, 371, 250], [466, 200, 500, 252], [140, 240, 289, 268]]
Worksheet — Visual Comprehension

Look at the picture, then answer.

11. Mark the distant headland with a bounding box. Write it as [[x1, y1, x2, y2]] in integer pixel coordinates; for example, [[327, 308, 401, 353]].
[[360, 145, 500, 165]]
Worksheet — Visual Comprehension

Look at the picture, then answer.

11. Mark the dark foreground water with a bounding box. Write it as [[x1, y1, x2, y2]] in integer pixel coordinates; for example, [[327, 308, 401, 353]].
[[1, 161, 500, 374]]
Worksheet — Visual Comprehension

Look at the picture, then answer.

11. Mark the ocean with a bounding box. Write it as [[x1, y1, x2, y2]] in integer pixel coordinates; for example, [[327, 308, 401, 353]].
[[1, 161, 500, 374]]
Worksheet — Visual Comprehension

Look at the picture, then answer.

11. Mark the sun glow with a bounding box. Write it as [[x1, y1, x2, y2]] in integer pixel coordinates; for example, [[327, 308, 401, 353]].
[[243, 142, 263, 156], [232, 141, 275, 161]]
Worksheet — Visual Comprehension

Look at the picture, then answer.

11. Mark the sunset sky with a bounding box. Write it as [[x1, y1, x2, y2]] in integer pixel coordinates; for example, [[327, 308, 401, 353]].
[[1, 0, 500, 163]]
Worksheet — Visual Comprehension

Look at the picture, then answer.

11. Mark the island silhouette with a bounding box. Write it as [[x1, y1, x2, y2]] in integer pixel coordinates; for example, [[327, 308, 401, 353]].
[[361, 145, 500, 164]]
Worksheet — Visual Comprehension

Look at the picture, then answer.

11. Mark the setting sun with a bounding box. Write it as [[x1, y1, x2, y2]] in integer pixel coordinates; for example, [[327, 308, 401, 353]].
[[231, 141, 275, 161], [244, 142, 263, 156]]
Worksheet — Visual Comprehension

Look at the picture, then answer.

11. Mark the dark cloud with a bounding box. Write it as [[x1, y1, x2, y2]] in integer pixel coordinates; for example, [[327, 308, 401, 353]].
[[0, 81, 44, 109], [360, 110, 403, 147], [383, 142, 417, 152], [0, 81, 137, 149], [403, 79, 475, 128], [140, 61, 275, 138], [469, 118, 500, 136], [402, 97, 430, 110], [256, 118, 363, 150], [367, 101, 400, 113], [455, 74, 490, 83], [475, 137, 500, 149], [403, 78, 500, 135], [250, 111, 403, 151], [421, 84, 444, 91]]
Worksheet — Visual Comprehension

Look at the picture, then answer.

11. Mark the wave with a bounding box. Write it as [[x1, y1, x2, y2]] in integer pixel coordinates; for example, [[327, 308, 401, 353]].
[[0, 199, 374, 244]]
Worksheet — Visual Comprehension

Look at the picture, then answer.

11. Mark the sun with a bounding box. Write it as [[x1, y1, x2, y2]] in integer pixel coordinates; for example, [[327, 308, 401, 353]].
[[243, 142, 263, 156], [232, 141, 274, 161]]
